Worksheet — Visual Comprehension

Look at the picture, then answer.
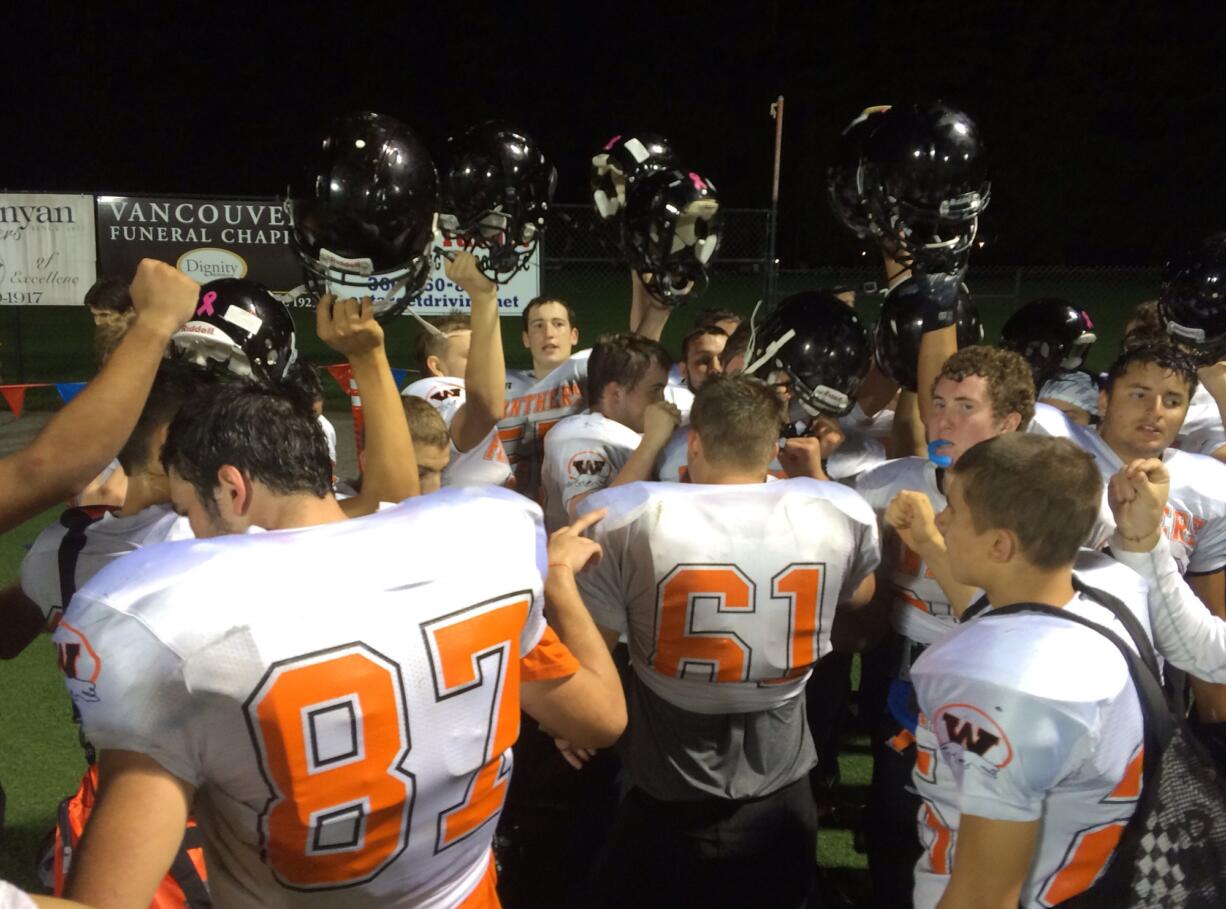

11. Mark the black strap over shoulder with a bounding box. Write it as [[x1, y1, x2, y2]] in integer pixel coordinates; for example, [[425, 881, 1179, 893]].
[[989, 584, 1174, 768], [57, 506, 109, 613]]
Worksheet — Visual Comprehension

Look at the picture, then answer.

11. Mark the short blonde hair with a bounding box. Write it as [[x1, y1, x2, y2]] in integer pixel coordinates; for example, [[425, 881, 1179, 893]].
[[690, 375, 785, 471], [401, 396, 449, 449]]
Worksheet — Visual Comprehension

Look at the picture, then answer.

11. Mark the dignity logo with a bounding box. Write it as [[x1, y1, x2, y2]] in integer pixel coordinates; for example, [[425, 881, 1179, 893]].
[[176, 248, 248, 283]]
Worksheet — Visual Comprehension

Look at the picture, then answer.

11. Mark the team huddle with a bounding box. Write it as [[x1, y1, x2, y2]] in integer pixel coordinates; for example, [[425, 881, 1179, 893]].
[[2, 102, 1226, 909]]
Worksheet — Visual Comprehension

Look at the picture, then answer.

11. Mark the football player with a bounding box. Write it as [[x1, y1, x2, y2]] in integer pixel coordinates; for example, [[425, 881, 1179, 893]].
[[56, 378, 625, 909], [6, 294, 419, 904], [854, 344, 1036, 907], [0, 260, 197, 535], [540, 333, 677, 531], [1030, 342, 1226, 764], [402, 250, 511, 488], [574, 374, 879, 907], [903, 433, 1147, 909]]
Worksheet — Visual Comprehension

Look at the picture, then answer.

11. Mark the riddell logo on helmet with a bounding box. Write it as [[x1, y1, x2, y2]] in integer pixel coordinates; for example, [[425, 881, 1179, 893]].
[[176, 248, 248, 283]]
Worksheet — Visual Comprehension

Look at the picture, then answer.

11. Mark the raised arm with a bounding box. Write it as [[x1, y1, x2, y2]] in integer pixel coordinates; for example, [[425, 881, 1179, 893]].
[[448, 252, 505, 453], [629, 270, 672, 341], [885, 490, 978, 616], [318, 296, 419, 515], [520, 510, 627, 748], [0, 260, 198, 533]]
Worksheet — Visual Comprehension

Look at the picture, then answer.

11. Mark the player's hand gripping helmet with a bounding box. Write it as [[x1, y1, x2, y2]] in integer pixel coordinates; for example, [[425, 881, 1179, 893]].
[[875, 273, 983, 391], [1160, 234, 1226, 363], [999, 298, 1097, 387], [590, 133, 679, 222], [289, 111, 440, 321], [623, 168, 721, 306], [440, 121, 556, 282], [857, 102, 990, 274], [170, 278, 298, 384], [827, 106, 892, 238], [744, 291, 872, 417]]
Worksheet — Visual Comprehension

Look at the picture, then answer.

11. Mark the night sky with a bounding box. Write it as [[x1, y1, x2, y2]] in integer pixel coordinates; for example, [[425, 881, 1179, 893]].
[[8, 3, 1224, 266]]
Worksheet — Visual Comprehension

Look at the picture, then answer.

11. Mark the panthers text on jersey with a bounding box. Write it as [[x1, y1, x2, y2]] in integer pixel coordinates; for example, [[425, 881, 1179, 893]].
[[404, 376, 512, 488], [500, 350, 590, 501], [540, 410, 641, 531], [54, 487, 551, 909], [22, 503, 193, 626], [911, 554, 1149, 909], [1037, 408, 1226, 576]]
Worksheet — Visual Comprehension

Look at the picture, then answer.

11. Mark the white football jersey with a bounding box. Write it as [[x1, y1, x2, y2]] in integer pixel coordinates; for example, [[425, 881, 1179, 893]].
[[501, 350, 590, 501], [663, 383, 695, 422], [54, 488, 548, 909], [911, 565, 1148, 909], [541, 410, 642, 531], [22, 504, 193, 625], [319, 414, 338, 468], [404, 376, 512, 488], [1040, 410, 1226, 575], [576, 479, 880, 714], [856, 457, 956, 645], [1175, 382, 1226, 457]]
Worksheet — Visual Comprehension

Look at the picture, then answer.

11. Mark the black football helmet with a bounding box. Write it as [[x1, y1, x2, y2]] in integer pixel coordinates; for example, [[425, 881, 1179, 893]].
[[875, 274, 983, 391], [624, 168, 721, 306], [289, 111, 439, 321], [170, 279, 298, 384], [1160, 234, 1226, 362], [827, 105, 892, 238], [591, 133, 679, 222], [858, 102, 990, 274], [744, 291, 872, 417], [999, 298, 1097, 387], [440, 121, 556, 282]]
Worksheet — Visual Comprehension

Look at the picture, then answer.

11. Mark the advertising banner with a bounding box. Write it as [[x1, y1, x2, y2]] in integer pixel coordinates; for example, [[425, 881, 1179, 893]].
[[0, 193, 97, 306], [95, 195, 539, 316]]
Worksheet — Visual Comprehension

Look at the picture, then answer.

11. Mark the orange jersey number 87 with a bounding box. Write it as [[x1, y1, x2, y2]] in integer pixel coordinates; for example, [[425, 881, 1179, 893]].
[[244, 593, 529, 890]]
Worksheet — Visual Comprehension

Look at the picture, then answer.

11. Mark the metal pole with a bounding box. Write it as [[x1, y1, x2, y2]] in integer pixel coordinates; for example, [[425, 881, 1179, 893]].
[[765, 96, 785, 307]]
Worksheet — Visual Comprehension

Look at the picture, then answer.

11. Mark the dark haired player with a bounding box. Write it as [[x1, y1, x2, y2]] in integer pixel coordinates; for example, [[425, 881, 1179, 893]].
[[1032, 342, 1226, 764], [540, 333, 677, 531], [55, 377, 626, 908]]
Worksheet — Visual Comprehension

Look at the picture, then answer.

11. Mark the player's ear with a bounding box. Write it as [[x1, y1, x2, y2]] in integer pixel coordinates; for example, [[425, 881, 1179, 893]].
[[1097, 387, 1109, 417], [425, 354, 444, 378], [521, 331, 531, 350], [569, 326, 578, 345], [216, 464, 252, 517], [987, 527, 1016, 565], [1001, 411, 1022, 433], [150, 423, 172, 474], [687, 428, 702, 466]]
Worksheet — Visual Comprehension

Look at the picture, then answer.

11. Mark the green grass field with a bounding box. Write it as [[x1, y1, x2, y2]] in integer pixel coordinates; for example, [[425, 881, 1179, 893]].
[[0, 263, 1161, 898]]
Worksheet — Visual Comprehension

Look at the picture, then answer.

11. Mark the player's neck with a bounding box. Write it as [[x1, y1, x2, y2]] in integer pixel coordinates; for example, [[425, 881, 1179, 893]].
[[116, 473, 169, 518], [1097, 427, 1164, 466], [255, 493, 348, 532], [688, 460, 768, 485], [532, 358, 562, 380], [984, 563, 1076, 611]]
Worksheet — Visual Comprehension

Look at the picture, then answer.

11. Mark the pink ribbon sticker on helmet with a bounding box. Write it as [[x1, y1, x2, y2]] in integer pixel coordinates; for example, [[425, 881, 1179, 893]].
[[688, 172, 706, 191], [604, 134, 623, 151], [1081, 310, 1095, 330], [197, 290, 217, 317]]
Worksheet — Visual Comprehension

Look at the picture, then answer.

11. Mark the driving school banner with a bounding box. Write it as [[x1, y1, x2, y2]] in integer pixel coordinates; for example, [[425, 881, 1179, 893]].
[[0, 193, 97, 306], [95, 195, 539, 316]]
